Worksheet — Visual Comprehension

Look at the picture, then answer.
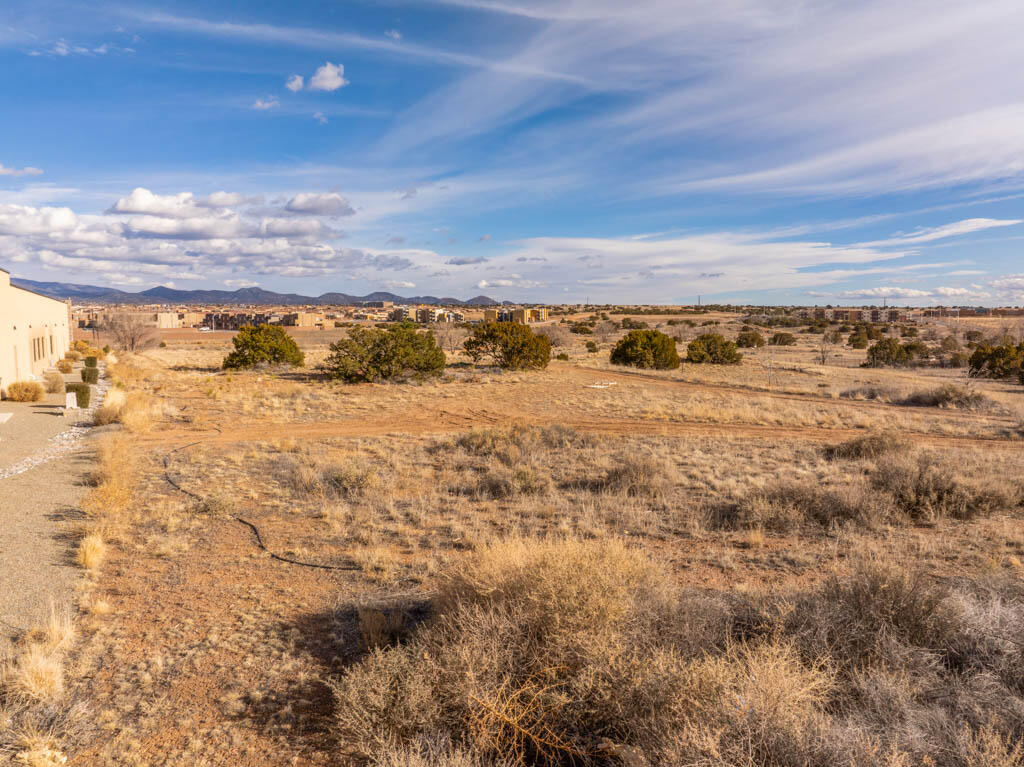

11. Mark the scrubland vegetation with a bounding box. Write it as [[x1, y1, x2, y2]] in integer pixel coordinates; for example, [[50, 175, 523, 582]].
[[27, 310, 1024, 765]]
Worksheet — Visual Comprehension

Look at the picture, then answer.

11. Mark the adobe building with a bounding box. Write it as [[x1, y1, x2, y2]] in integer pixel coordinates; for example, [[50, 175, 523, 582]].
[[0, 267, 72, 396]]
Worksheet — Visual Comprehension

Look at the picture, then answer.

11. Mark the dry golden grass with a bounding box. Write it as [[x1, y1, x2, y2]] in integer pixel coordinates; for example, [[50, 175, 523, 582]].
[[76, 533, 106, 572]]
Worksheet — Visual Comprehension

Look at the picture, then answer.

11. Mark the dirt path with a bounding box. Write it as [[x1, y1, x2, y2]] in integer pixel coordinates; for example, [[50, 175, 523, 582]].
[[0, 450, 92, 650], [135, 410, 1024, 453]]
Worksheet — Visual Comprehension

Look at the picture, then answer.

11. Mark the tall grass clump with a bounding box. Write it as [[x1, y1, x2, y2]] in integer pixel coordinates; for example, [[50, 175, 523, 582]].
[[332, 542, 1024, 766]]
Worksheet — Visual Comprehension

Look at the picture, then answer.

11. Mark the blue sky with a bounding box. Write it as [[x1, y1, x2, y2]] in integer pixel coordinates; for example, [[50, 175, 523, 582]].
[[2, 0, 1024, 304]]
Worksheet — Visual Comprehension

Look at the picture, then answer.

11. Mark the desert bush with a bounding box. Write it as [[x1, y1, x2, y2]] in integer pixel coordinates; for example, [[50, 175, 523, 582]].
[[585, 340, 598, 353], [609, 329, 680, 370], [839, 384, 900, 402], [80, 367, 99, 384], [334, 540, 1024, 767], [333, 538, 694, 764], [870, 452, 1019, 522], [823, 432, 910, 461], [736, 330, 766, 348], [84, 356, 98, 368], [768, 332, 797, 346], [453, 424, 591, 462], [968, 342, 1024, 381], [475, 466, 553, 498], [323, 322, 445, 382], [715, 480, 892, 532], [6, 381, 45, 402], [44, 371, 65, 394], [56, 359, 72, 374], [464, 322, 551, 370], [865, 338, 912, 367], [591, 454, 671, 497], [686, 333, 742, 365], [555, 352, 569, 361], [288, 455, 380, 497], [65, 382, 90, 408], [900, 384, 994, 411], [64, 350, 81, 362], [222, 324, 305, 369]]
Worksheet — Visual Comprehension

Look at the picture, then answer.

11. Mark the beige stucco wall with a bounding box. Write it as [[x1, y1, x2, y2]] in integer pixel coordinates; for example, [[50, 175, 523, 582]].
[[0, 269, 72, 397]]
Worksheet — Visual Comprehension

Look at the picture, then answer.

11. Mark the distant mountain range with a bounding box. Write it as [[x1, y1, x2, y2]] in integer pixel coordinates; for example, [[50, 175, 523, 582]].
[[12, 278, 503, 307]]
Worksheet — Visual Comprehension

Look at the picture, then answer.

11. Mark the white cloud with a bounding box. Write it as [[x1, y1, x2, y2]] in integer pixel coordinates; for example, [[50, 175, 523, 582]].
[[224, 279, 259, 288], [381, 280, 416, 289], [252, 96, 279, 110], [286, 74, 304, 92], [109, 188, 206, 218], [313, 111, 328, 125], [478, 233, 492, 241], [0, 164, 44, 177], [0, 204, 78, 236], [836, 287, 932, 299], [284, 192, 355, 216], [308, 62, 349, 92], [855, 218, 1023, 247], [477, 276, 543, 289], [198, 191, 255, 208], [385, 29, 402, 41]]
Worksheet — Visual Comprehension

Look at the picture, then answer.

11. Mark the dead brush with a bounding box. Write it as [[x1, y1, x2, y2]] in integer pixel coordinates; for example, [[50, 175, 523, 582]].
[[899, 384, 996, 412], [870, 452, 1020, 522], [713, 481, 891, 532], [823, 432, 911, 461], [587, 454, 672, 497]]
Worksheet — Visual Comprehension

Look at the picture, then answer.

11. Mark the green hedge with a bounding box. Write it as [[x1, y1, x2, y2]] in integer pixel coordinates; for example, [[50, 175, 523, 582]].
[[81, 367, 99, 384], [66, 382, 91, 408], [84, 356, 98, 368]]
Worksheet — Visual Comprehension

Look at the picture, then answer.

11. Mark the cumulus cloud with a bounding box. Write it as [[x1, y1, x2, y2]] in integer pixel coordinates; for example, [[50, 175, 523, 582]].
[[308, 62, 348, 91], [286, 74, 304, 92], [284, 192, 355, 216], [313, 111, 328, 125], [0, 164, 44, 177], [447, 256, 486, 265], [381, 280, 415, 289], [252, 96, 279, 110]]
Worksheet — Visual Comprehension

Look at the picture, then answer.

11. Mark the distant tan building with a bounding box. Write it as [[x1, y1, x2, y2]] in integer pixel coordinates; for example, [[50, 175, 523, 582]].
[[0, 268, 72, 396], [281, 312, 320, 327]]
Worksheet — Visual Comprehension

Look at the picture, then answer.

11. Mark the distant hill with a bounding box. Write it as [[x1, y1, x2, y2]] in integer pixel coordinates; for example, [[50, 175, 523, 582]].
[[10, 278, 503, 307]]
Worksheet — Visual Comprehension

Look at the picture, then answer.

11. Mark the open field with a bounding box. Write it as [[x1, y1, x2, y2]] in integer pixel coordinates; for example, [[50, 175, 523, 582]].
[[36, 312, 1024, 766]]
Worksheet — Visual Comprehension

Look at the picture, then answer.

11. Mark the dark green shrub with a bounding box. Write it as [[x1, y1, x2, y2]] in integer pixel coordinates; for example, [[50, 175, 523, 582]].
[[569, 323, 593, 334], [585, 340, 598, 353], [555, 352, 569, 361], [322, 322, 446, 382], [848, 332, 869, 349], [865, 338, 910, 367], [102, 344, 111, 354], [736, 330, 765, 348], [66, 382, 91, 408], [610, 329, 680, 370], [159, 341, 167, 348], [686, 333, 742, 365], [222, 325, 305, 369], [463, 322, 551, 370], [84, 356, 98, 368], [81, 367, 99, 384], [620, 317, 649, 330], [768, 332, 797, 346], [968, 342, 1024, 380]]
